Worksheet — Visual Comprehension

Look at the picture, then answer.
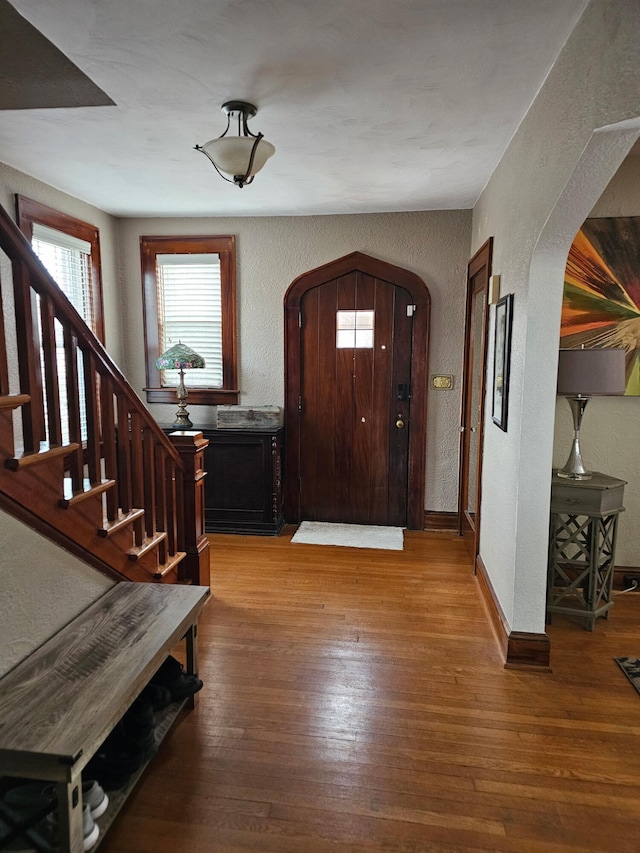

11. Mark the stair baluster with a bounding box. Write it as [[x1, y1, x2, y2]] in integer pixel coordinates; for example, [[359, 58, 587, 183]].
[[0, 202, 209, 585]]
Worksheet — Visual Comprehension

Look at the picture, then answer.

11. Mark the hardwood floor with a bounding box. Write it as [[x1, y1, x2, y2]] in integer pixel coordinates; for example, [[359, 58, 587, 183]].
[[101, 528, 640, 852]]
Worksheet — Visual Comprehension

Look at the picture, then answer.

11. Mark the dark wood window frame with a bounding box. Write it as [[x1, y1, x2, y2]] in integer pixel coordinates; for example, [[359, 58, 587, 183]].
[[140, 235, 238, 405], [16, 194, 105, 343]]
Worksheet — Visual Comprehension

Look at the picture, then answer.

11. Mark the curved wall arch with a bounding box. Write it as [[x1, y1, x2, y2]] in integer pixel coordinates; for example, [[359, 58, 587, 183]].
[[471, 0, 640, 664]]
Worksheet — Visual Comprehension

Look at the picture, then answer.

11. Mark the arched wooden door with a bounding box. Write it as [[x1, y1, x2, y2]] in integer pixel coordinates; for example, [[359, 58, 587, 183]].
[[285, 252, 430, 529]]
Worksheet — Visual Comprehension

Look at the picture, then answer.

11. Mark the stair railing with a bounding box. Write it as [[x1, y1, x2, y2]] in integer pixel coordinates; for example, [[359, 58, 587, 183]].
[[0, 202, 209, 585]]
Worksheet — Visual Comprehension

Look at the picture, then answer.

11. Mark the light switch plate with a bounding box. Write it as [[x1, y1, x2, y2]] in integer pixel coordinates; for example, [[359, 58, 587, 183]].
[[431, 374, 454, 390], [488, 274, 501, 305]]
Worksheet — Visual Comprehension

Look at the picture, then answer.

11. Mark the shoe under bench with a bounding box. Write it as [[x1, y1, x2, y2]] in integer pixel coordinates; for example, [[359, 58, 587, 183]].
[[0, 581, 210, 852]]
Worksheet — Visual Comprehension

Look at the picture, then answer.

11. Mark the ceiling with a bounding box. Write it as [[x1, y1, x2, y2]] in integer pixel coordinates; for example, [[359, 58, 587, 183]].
[[0, 0, 590, 218]]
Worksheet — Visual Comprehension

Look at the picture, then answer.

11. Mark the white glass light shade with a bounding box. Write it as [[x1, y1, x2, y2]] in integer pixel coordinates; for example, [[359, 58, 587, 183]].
[[200, 136, 275, 179]]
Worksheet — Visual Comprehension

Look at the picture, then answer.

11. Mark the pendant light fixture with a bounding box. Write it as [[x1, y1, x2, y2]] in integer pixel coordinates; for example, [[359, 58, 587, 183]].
[[194, 101, 275, 188]]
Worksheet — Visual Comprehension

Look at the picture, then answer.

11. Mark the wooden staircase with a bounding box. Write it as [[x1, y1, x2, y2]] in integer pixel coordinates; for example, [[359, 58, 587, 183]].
[[0, 202, 209, 585]]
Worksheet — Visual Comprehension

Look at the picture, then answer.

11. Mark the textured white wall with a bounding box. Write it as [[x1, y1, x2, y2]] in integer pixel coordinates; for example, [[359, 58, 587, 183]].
[[553, 153, 640, 567], [0, 509, 113, 677], [471, 0, 640, 633], [117, 210, 472, 512]]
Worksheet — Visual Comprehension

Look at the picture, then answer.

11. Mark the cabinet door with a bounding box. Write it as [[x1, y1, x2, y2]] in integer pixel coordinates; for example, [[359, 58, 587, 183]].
[[203, 429, 283, 534]]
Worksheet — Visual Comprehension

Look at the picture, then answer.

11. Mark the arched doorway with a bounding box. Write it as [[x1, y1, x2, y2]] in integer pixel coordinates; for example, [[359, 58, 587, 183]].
[[487, 121, 640, 667], [284, 252, 430, 529]]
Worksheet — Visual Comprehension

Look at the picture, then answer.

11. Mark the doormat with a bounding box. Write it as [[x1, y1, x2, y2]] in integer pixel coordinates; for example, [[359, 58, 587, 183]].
[[615, 657, 640, 695], [291, 521, 404, 551]]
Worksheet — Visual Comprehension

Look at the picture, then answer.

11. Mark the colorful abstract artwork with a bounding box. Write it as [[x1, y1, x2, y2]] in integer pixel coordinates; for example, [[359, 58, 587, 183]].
[[561, 217, 640, 395]]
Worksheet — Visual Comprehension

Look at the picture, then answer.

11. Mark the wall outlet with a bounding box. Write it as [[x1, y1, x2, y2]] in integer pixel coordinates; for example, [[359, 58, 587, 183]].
[[623, 575, 640, 590]]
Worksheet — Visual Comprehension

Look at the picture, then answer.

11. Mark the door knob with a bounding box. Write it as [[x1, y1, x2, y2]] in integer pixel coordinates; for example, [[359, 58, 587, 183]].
[[396, 418, 405, 429]]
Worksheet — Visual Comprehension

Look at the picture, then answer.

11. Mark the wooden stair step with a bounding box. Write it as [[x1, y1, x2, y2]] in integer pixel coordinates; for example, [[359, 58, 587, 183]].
[[153, 551, 187, 580], [0, 394, 30, 411], [98, 508, 146, 538], [128, 531, 167, 561], [58, 478, 116, 509], [5, 441, 80, 471]]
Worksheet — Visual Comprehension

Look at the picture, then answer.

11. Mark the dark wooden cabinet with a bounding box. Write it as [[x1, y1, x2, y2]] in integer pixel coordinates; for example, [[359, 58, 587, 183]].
[[161, 425, 285, 535], [201, 427, 284, 534]]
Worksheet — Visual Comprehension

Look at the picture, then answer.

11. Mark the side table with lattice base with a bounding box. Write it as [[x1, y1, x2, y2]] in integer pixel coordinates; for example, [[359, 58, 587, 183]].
[[547, 471, 626, 631]]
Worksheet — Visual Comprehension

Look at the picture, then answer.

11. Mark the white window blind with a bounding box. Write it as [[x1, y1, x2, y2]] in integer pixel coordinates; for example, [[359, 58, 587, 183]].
[[156, 253, 222, 387], [32, 223, 94, 328], [31, 223, 92, 444]]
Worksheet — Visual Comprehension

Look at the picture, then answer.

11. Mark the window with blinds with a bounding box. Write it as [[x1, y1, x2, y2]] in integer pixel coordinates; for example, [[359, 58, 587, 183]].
[[32, 223, 94, 326], [31, 223, 93, 444], [16, 195, 104, 342], [16, 196, 105, 445], [141, 235, 238, 406], [156, 253, 222, 387]]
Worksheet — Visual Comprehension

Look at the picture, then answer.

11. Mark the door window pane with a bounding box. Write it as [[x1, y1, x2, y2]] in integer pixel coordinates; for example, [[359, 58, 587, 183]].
[[336, 310, 374, 348]]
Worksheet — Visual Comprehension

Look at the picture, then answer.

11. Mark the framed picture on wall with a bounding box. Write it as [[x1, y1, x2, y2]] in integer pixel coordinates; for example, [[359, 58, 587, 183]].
[[492, 293, 513, 431]]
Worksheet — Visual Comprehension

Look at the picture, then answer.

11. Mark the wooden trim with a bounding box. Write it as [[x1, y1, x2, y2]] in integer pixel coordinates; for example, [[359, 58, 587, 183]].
[[613, 566, 640, 590], [15, 195, 105, 344], [475, 553, 509, 657], [168, 430, 211, 586], [140, 234, 238, 404], [475, 553, 551, 670], [424, 511, 458, 531], [457, 238, 492, 550], [504, 632, 552, 671], [144, 387, 239, 405], [284, 251, 430, 530]]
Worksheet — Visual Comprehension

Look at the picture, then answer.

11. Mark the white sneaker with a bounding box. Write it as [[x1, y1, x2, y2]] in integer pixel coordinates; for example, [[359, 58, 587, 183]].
[[81, 804, 100, 851], [2, 781, 103, 851], [45, 802, 100, 851], [82, 780, 109, 820]]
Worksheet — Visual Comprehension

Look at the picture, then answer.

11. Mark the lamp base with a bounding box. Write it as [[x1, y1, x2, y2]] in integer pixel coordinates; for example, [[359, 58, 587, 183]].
[[557, 397, 592, 480], [173, 371, 193, 429], [172, 397, 193, 429], [556, 469, 592, 481], [172, 413, 193, 429]]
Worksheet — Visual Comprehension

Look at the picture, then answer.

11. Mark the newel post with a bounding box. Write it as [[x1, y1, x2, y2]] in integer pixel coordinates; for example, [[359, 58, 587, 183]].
[[168, 430, 210, 586]]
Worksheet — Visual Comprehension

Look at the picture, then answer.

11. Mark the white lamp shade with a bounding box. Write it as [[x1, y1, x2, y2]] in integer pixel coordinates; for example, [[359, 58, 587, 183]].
[[200, 136, 275, 179], [557, 347, 626, 396]]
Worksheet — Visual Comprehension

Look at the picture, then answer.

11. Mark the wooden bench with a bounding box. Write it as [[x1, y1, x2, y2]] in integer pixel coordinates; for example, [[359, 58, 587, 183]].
[[0, 582, 210, 852]]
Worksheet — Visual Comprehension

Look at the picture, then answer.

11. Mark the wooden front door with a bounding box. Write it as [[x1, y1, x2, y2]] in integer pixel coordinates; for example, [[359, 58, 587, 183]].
[[285, 253, 430, 529]]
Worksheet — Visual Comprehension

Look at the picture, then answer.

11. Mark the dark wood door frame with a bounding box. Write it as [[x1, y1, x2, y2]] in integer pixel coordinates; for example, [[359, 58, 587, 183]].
[[284, 252, 430, 529], [457, 238, 492, 560]]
